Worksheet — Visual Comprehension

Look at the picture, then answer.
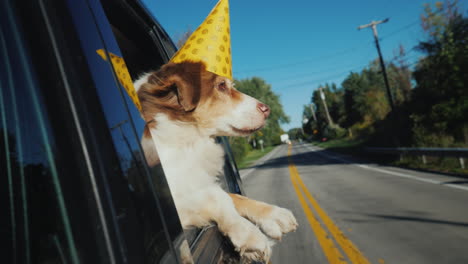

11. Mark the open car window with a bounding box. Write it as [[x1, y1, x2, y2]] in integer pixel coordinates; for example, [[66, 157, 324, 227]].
[[66, 0, 188, 262], [98, 0, 242, 262]]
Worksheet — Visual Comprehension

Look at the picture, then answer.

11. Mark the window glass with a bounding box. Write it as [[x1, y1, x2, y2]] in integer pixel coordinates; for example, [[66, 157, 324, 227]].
[[65, 0, 184, 262], [0, 6, 80, 263], [98, 0, 242, 255]]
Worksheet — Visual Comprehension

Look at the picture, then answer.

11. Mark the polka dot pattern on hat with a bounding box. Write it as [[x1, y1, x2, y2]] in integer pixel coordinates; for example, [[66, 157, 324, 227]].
[[96, 49, 142, 110], [170, 0, 232, 79]]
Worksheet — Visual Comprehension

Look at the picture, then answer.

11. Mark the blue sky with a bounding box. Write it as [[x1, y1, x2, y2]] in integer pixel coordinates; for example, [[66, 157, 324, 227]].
[[142, 0, 467, 131]]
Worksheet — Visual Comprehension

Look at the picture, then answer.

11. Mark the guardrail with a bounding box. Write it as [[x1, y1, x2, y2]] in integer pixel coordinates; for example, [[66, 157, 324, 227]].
[[365, 147, 468, 169]]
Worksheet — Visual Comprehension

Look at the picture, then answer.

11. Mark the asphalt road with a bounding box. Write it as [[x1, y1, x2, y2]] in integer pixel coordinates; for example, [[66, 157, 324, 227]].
[[240, 142, 468, 264]]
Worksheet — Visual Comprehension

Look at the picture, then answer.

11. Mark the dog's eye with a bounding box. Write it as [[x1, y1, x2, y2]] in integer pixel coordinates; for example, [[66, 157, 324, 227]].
[[218, 81, 228, 92]]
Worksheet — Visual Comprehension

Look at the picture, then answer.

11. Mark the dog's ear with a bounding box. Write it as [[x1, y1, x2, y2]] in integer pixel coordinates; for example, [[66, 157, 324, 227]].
[[146, 62, 203, 112]]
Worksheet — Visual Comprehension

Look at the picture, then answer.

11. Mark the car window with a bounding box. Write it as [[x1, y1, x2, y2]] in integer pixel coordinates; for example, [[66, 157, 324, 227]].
[[97, 0, 245, 255], [66, 0, 186, 262], [98, 0, 241, 194], [0, 4, 81, 263], [218, 137, 244, 194], [3, 0, 188, 263]]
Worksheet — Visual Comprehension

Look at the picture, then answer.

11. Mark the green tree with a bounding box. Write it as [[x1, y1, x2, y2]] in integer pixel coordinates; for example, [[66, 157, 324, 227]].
[[301, 104, 316, 136], [309, 83, 346, 139], [421, 0, 460, 41], [412, 2, 468, 146], [308, 56, 413, 141], [302, 104, 313, 121], [389, 45, 413, 103], [341, 65, 391, 129], [288, 128, 304, 140], [233, 77, 290, 147]]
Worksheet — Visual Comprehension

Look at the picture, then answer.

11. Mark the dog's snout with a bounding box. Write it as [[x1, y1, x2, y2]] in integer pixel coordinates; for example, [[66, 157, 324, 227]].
[[257, 103, 270, 118]]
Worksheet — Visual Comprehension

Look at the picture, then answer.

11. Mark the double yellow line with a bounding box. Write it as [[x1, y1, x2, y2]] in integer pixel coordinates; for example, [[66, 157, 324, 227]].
[[288, 145, 372, 264]]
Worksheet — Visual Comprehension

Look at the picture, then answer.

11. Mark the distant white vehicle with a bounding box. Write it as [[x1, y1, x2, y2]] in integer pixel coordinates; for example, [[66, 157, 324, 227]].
[[280, 134, 290, 144]]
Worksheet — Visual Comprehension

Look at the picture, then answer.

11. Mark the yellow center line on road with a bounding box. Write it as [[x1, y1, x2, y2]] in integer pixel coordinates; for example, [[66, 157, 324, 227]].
[[288, 145, 372, 264], [288, 155, 347, 263]]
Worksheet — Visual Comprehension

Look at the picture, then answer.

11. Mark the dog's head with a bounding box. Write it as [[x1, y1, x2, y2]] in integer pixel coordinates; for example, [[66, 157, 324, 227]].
[[136, 61, 270, 137]]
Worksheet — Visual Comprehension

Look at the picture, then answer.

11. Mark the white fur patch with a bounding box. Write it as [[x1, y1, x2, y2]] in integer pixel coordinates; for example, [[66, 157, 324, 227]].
[[149, 114, 224, 197], [133, 72, 152, 92], [214, 93, 267, 136], [135, 69, 295, 262]]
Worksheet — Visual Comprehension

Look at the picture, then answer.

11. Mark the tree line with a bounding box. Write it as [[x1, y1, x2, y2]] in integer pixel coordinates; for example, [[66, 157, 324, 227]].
[[302, 0, 467, 148]]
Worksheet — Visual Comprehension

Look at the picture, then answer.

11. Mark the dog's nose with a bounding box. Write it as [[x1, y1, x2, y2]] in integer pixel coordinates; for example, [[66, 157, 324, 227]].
[[257, 103, 270, 118]]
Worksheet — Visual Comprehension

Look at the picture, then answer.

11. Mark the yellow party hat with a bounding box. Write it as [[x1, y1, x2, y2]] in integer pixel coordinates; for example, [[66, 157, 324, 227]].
[[170, 0, 232, 79], [96, 49, 142, 111]]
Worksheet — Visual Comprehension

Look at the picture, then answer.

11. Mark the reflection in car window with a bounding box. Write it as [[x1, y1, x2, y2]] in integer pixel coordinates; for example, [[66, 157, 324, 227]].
[[67, 0, 185, 262], [0, 11, 80, 264]]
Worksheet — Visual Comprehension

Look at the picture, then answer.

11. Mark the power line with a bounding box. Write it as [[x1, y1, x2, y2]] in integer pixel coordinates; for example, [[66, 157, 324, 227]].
[[277, 64, 368, 90], [233, 45, 370, 74], [234, 21, 416, 76], [380, 19, 420, 40], [386, 48, 418, 63], [237, 6, 454, 86], [276, 54, 424, 91], [380, 3, 453, 41], [235, 18, 423, 75], [277, 47, 423, 91], [235, 2, 453, 76], [265, 60, 371, 83], [388, 53, 421, 66]]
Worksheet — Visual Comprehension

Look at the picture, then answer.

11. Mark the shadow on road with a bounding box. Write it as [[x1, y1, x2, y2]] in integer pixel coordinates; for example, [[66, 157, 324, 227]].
[[440, 180, 468, 185], [248, 144, 468, 180], [338, 209, 468, 227], [363, 214, 468, 227], [249, 144, 366, 170]]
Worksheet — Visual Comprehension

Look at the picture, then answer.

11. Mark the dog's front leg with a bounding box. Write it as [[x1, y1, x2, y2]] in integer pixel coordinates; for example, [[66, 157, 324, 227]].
[[228, 193, 298, 240], [177, 187, 272, 262]]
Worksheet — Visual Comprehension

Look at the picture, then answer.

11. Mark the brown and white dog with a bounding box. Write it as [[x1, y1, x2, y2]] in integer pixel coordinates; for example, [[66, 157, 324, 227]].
[[134, 61, 297, 262]]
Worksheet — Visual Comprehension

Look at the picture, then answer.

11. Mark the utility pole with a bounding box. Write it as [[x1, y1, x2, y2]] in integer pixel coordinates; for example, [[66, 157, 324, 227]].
[[319, 87, 334, 126], [358, 18, 395, 112]]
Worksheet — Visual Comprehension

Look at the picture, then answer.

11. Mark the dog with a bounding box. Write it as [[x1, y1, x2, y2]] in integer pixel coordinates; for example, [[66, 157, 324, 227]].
[[134, 61, 298, 262]]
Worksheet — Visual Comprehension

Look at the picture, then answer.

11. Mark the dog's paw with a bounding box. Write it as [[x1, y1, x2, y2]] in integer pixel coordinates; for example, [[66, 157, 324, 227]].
[[228, 218, 273, 263], [258, 206, 298, 240]]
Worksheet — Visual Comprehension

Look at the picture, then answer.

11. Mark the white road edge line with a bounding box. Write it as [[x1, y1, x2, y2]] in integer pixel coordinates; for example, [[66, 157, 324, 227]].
[[240, 145, 283, 180], [303, 143, 468, 192]]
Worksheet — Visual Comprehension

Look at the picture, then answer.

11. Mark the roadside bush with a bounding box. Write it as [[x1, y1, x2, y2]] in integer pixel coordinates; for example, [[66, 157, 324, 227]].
[[323, 124, 346, 139], [412, 125, 455, 147]]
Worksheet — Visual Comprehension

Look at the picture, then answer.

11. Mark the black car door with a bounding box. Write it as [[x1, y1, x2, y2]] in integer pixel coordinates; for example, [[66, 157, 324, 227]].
[[1, 0, 182, 263]]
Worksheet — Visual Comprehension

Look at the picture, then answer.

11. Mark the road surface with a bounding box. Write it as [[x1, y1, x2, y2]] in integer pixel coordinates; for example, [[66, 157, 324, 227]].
[[241, 143, 468, 264]]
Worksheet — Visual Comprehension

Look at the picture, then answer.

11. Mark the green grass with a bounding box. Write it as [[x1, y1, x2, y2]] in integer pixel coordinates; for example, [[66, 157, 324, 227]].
[[394, 156, 468, 176], [237, 146, 275, 169], [311, 138, 367, 158], [313, 138, 364, 149]]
